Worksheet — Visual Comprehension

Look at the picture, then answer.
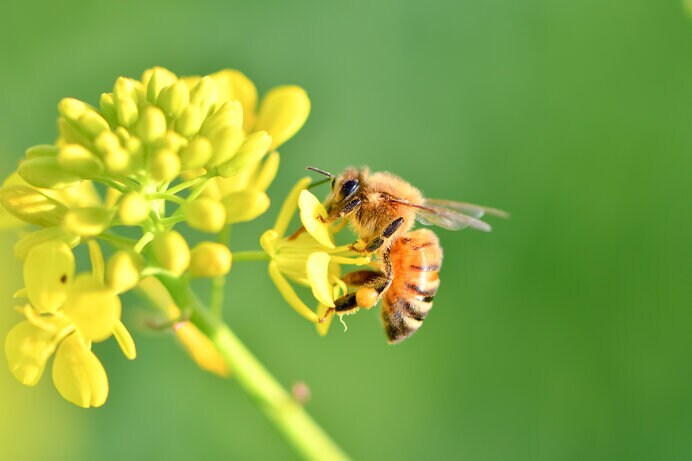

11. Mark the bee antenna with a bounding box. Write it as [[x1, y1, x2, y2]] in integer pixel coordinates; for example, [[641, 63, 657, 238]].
[[306, 166, 335, 178]]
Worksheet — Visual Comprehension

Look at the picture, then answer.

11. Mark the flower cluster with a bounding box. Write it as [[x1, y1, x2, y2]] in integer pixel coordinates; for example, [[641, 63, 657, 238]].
[[1, 66, 313, 406]]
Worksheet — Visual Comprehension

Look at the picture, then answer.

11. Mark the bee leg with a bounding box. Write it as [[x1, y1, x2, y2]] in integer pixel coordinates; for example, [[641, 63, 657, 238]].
[[359, 217, 405, 252], [321, 198, 362, 223], [342, 270, 383, 287]]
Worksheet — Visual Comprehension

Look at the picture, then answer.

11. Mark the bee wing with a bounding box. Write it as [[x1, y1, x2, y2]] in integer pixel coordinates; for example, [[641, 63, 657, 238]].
[[423, 199, 510, 219], [390, 198, 493, 232]]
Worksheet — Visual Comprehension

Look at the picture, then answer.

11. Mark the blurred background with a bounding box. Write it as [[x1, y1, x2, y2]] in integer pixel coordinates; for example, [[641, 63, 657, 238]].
[[1, 1, 691, 460]]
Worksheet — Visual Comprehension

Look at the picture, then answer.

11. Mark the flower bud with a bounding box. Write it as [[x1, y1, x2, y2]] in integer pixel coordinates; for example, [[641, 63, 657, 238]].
[[57, 144, 104, 178], [189, 76, 218, 117], [113, 77, 140, 127], [189, 242, 232, 278], [144, 67, 177, 103], [200, 101, 243, 137], [184, 197, 226, 233], [217, 131, 271, 178], [94, 130, 121, 154], [0, 185, 67, 227], [221, 189, 270, 223], [118, 192, 150, 225], [136, 105, 168, 143], [157, 81, 189, 119], [99, 92, 118, 126], [57, 118, 93, 148], [26, 144, 58, 159], [77, 111, 110, 138], [18, 156, 82, 189], [106, 250, 142, 294], [179, 136, 213, 170], [207, 126, 244, 167], [103, 147, 130, 173], [175, 104, 204, 137], [151, 230, 190, 276], [62, 207, 111, 237], [160, 131, 188, 153], [150, 148, 180, 182]]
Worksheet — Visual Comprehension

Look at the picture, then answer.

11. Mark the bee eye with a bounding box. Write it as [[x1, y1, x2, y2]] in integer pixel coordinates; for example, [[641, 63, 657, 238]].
[[340, 179, 359, 199]]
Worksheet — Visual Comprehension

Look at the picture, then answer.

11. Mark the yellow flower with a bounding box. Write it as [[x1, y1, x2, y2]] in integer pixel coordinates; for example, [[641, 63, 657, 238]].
[[5, 240, 135, 407], [260, 178, 369, 324]]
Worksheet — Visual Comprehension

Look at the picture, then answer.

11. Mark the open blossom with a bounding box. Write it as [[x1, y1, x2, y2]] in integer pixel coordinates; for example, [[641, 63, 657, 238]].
[[260, 177, 370, 331], [5, 240, 135, 408]]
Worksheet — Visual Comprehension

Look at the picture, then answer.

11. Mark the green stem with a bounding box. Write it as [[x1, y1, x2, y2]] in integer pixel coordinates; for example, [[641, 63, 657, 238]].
[[98, 232, 137, 248], [155, 273, 350, 461], [233, 250, 271, 262], [210, 225, 232, 318]]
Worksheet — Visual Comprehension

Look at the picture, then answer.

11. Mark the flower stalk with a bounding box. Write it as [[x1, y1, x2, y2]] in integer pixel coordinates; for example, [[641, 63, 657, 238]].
[[154, 272, 349, 461]]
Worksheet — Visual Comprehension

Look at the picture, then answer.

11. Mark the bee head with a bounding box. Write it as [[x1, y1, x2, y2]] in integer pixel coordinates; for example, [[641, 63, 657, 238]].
[[306, 166, 363, 217]]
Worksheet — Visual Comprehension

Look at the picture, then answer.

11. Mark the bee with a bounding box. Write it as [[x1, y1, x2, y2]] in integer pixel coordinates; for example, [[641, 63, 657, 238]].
[[307, 166, 507, 344]]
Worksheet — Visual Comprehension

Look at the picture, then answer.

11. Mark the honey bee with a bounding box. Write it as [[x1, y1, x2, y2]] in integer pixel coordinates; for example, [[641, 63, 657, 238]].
[[307, 166, 507, 344]]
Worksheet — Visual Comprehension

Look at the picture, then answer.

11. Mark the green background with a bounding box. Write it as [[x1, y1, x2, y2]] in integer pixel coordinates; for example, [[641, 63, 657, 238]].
[[1, 1, 691, 460]]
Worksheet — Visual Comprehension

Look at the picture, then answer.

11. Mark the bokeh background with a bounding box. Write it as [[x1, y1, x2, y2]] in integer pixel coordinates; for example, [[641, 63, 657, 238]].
[[1, 1, 691, 460]]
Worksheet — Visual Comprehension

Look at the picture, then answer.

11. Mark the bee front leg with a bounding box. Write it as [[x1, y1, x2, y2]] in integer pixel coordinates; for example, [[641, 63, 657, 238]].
[[356, 217, 405, 253]]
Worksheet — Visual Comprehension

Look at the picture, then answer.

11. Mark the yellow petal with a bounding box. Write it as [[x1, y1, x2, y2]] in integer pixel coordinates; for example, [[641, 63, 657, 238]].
[[255, 86, 310, 150], [306, 252, 334, 307], [52, 333, 108, 408], [268, 261, 319, 323], [24, 241, 75, 313], [209, 70, 258, 131], [63, 274, 121, 342], [254, 151, 280, 192], [174, 322, 230, 377], [5, 320, 60, 386], [87, 240, 105, 283], [113, 320, 136, 360], [118, 192, 150, 226], [273, 177, 312, 237], [298, 190, 334, 249]]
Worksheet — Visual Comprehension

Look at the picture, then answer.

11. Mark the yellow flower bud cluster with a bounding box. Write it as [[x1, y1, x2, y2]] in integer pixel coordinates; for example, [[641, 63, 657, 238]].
[[1, 66, 311, 407]]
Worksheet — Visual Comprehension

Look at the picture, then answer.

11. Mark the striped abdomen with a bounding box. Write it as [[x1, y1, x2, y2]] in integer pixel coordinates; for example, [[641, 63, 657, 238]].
[[382, 229, 442, 344]]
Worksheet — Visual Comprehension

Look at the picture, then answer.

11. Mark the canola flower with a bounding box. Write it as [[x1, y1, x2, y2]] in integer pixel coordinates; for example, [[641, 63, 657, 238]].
[[0, 66, 360, 460]]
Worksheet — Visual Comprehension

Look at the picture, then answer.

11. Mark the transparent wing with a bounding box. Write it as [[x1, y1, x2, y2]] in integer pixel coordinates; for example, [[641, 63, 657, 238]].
[[390, 198, 494, 232], [423, 199, 510, 219]]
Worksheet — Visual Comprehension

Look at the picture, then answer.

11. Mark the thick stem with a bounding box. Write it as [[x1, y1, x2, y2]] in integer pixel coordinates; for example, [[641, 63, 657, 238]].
[[155, 273, 349, 461]]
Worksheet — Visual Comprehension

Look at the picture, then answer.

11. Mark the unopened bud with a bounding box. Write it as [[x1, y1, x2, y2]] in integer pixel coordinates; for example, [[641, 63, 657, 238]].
[[221, 189, 270, 223], [179, 137, 213, 170], [207, 126, 244, 167], [175, 104, 204, 137], [151, 231, 190, 276], [189, 76, 218, 117], [189, 242, 232, 278], [157, 81, 190, 119], [144, 67, 177, 103], [217, 131, 272, 178], [200, 101, 243, 137], [57, 144, 104, 178], [18, 156, 82, 189], [62, 207, 111, 237], [150, 148, 180, 182], [107, 250, 143, 294], [184, 198, 226, 233], [99, 93, 118, 126], [113, 77, 141, 127], [25, 144, 59, 159], [118, 192, 150, 225], [136, 106, 168, 143]]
